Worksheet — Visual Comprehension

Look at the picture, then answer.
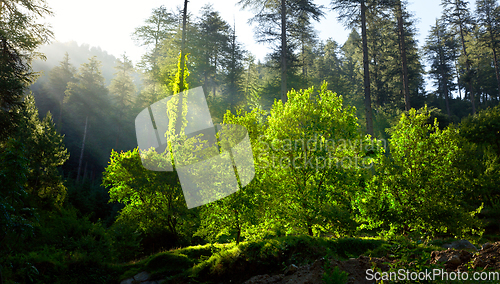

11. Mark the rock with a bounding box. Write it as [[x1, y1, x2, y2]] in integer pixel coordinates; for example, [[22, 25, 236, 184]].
[[134, 271, 151, 282], [284, 264, 298, 275], [120, 271, 154, 284], [481, 242, 493, 250], [447, 255, 462, 266], [431, 249, 472, 270], [442, 240, 478, 252]]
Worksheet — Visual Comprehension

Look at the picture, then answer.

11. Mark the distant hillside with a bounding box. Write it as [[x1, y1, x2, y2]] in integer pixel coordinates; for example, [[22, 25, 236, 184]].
[[32, 41, 142, 87]]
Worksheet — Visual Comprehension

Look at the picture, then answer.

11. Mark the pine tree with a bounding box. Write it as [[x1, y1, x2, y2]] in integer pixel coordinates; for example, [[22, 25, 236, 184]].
[[65, 56, 110, 182], [394, 0, 411, 110], [46, 53, 76, 130], [0, 0, 53, 140], [475, 0, 500, 100], [331, 0, 388, 135], [425, 19, 459, 117], [110, 54, 136, 109], [441, 0, 477, 114], [195, 5, 231, 97], [17, 95, 69, 209], [109, 54, 136, 148], [238, 0, 324, 102], [224, 21, 246, 112]]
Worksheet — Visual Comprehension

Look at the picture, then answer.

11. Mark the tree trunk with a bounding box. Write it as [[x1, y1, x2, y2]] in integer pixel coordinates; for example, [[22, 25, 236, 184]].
[[76, 116, 88, 183], [174, 0, 188, 139], [307, 224, 313, 236], [438, 28, 451, 117], [179, 0, 188, 94], [361, 0, 374, 136], [396, 0, 411, 111], [455, 58, 462, 100], [491, 42, 500, 100], [281, 0, 287, 103], [213, 54, 217, 97], [457, 4, 475, 114], [230, 22, 237, 111]]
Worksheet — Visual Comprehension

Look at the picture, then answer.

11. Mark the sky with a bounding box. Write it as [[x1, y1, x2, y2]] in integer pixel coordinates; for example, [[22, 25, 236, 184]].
[[43, 0, 477, 83]]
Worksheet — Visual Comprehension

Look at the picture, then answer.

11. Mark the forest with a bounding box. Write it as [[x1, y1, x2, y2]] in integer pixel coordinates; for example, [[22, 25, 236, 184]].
[[1, 0, 500, 283]]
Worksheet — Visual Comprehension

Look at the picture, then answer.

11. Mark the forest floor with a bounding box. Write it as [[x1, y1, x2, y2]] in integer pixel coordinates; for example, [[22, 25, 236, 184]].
[[117, 235, 500, 284]]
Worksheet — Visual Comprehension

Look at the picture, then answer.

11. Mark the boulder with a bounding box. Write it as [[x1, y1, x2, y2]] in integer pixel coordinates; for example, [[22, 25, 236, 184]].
[[442, 240, 478, 252]]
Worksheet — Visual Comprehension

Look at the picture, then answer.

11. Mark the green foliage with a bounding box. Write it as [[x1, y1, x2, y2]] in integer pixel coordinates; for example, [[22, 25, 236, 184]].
[[322, 265, 348, 284], [18, 95, 69, 209], [260, 82, 379, 236], [0, 138, 34, 247], [358, 107, 483, 238], [102, 148, 191, 247], [461, 104, 500, 156], [171, 53, 190, 95], [109, 54, 136, 109], [459, 105, 500, 231], [0, 0, 53, 139]]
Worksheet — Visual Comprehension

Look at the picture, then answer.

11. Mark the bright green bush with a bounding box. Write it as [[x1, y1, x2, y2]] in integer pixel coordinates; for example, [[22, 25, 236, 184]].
[[357, 107, 484, 239]]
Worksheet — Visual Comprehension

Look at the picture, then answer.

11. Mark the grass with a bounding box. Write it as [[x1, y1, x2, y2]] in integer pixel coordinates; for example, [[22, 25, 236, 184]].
[[116, 235, 388, 283], [12, 235, 494, 283]]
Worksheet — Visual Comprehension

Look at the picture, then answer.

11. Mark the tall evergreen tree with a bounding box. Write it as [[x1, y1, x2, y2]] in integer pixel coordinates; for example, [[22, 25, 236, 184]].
[[109, 54, 136, 149], [224, 21, 246, 112], [425, 19, 459, 117], [46, 53, 76, 130], [65, 56, 110, 182], [109, 54, 136, 109], [394, 0, 411, 110], [238, 0, 324, 102], [441, 0, 476, 114], [331, 0, 384, 135], [475, 0, 500, 100], [0, 0, 53, 140], [195, 5, 231, 97]]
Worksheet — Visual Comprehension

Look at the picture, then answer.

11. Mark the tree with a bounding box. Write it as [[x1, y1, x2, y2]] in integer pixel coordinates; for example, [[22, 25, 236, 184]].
[[331, 0, 381, 136], [17, 95, 69, 209], [132, 5, 176, 79], [65, 56, 110, 181], [459, 105, 500, 229], [46, 52, 76, 130], [109, 54, 136, 148], [260, 82, 377, 236], [194, 5, 231, 97], [110, 54, 135, 108], [223, 21, 246, 112], [441, 0, 476, 114], [357, 107, 483, 238], [394, 0, 411, 110], [102, 149, 191, 248], [242, 55, 264, 110], [238, 0, 324, 102], [177, 0, 189, 94], [0, 0, 53, 140], [475, 0, 500, 100], [340, 29, 365, 112], [363, 2, 425, 112], [424, 19, 459, 117]]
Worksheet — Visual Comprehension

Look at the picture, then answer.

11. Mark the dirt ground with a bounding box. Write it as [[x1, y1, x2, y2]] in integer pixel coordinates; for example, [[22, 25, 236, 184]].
[[243, 241, 500, 284]]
